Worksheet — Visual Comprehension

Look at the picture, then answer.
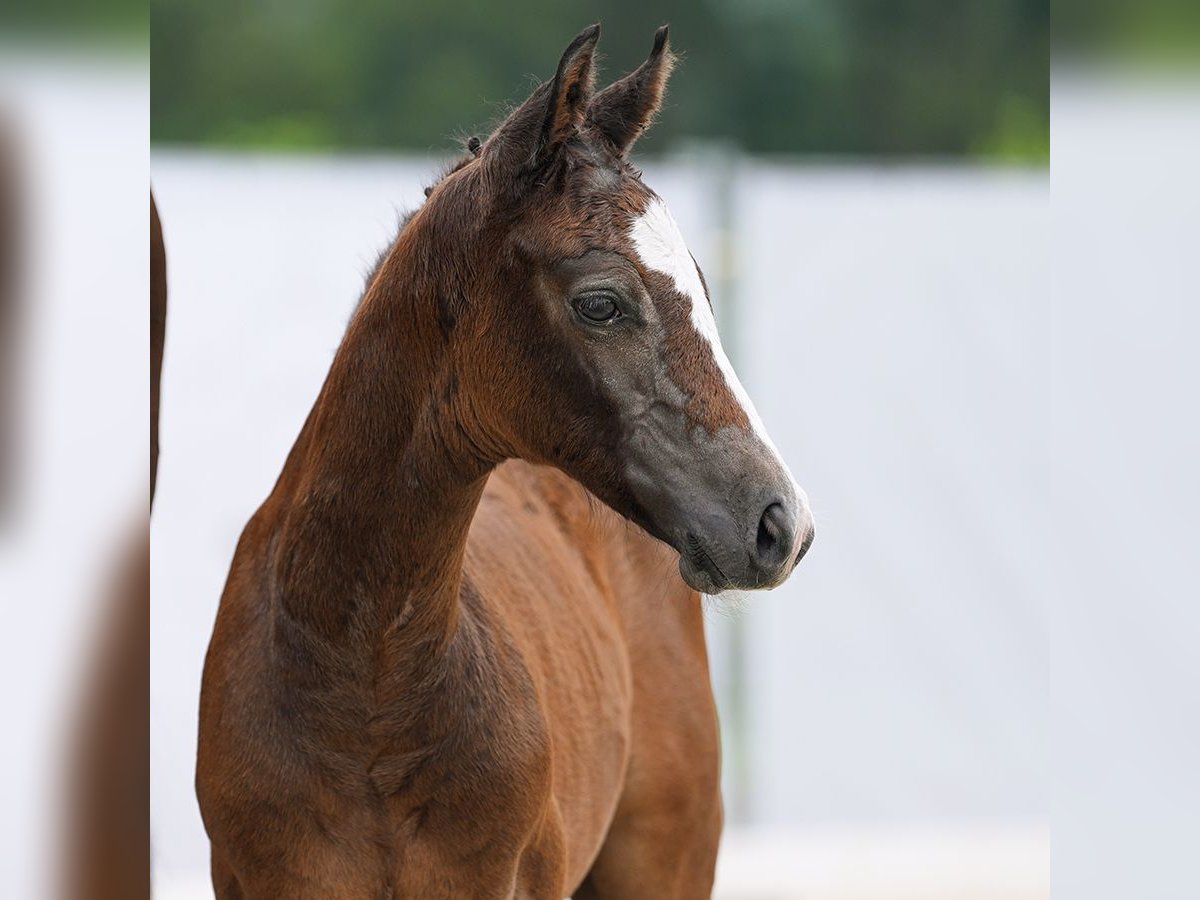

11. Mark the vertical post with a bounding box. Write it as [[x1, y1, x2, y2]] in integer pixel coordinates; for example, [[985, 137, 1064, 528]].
[[672, 140, 751, 824]]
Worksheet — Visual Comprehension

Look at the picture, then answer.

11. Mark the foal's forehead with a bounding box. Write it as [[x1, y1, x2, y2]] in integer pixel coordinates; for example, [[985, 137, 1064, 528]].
[[572, 169, 697, 272], [522, 155, 702, 301], [625, 194, 706, 303], [571, 160, 654, 223]]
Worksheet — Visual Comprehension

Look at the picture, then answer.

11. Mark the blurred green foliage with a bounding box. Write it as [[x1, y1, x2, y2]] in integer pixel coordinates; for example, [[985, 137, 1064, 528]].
[[151, 0, 1047, 161], [1, 0, 146, 41], [1056, 0, 1200, 64]]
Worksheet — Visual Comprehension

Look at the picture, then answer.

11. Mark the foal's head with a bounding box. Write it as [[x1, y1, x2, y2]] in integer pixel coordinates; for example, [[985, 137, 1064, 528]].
[[392, 24, 813, 593]]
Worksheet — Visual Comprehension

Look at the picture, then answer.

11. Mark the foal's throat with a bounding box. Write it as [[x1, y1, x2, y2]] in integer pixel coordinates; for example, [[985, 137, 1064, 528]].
[[267, 272, 491, 650]]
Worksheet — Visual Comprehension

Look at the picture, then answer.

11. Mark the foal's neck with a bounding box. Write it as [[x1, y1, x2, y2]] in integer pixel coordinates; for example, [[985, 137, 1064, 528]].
[[268, 232, 489, 663]]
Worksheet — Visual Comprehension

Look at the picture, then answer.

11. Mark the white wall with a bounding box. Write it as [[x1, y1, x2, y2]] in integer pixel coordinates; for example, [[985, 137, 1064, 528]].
[[735, 165, 1048, 824]]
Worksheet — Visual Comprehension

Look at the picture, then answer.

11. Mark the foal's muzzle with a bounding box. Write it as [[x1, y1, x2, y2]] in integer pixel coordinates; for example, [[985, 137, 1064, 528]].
[[676, 490, 814, 594]]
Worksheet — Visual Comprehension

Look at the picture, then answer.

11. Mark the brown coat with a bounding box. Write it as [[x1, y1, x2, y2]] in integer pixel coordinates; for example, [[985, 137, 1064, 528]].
[[197, 25, 810, 899]]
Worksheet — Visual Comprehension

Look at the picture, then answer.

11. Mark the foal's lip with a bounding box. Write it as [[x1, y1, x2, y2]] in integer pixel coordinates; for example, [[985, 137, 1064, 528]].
[[678, 551, 729, 595]]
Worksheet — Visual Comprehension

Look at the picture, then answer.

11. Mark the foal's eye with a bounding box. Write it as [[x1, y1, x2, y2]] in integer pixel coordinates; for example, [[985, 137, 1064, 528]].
[[573, 292, 621, 324]]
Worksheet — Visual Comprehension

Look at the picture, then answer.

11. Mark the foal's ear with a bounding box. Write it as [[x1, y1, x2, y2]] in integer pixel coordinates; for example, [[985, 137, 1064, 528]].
[[487, 24, 600, 173], [585, 26, 674, 158]]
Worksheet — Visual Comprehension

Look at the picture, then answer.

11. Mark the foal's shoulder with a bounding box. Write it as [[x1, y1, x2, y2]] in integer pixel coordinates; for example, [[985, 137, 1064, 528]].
[[477, 460, 618, 538], [468, 461, 634, 600]]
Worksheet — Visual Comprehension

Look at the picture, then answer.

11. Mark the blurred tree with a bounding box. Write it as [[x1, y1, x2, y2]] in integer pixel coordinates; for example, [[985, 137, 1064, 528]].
[[151, 0, 1047, 161], [1, 0, 146, 39], [1055, 0, 1200, 62]]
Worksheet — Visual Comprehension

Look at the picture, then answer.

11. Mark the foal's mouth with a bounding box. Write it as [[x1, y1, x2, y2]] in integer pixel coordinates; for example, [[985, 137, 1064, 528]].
[[679, 533, 732, 595]]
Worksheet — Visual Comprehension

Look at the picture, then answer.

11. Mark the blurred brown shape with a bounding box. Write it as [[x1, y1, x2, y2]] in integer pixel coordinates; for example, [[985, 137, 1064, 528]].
[[151, 193, 165, 502], [64, 526, 151, 900], [0, 116, 18, 519]]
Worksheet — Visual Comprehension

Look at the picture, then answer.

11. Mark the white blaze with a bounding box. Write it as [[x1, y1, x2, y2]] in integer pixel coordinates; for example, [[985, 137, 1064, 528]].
[[628, 196, 804, 503]]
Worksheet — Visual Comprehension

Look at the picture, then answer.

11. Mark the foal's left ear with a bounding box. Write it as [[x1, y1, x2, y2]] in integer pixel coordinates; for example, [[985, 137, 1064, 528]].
[[585, 26, 675, 158], [487, 24, 600, 173]]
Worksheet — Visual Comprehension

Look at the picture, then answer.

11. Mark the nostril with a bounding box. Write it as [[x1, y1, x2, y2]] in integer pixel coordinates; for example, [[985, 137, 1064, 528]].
[[755, 502, 791, 566]]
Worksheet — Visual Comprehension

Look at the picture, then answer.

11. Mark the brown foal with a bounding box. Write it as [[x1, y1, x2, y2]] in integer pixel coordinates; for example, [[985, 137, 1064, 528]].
[[197, 25, 813, 899]]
